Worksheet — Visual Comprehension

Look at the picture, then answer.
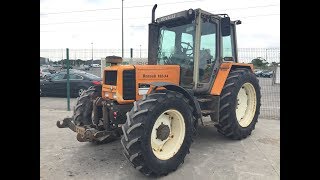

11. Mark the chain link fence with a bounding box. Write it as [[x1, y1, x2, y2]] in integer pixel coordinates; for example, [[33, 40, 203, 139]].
[[40, 48, 280, 120], [40, 48, 279, 62]]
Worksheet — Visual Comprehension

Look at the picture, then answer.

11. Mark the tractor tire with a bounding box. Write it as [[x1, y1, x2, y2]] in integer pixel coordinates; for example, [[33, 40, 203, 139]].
[[73, 86, 100, 126], [73, 86, 119, 144], [214, 68, 261, 140], [121, 90, 193, 176]]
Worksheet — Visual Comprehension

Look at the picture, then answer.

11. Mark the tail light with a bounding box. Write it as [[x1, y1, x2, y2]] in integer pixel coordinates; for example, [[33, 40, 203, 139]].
[[92, 81, 101, 85]]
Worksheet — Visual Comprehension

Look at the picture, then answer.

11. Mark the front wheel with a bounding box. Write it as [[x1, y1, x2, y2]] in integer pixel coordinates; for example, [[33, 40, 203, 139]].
[[121, 90, 193, 176], [73, 86, 119, 143], [73, 86, 99, 126]]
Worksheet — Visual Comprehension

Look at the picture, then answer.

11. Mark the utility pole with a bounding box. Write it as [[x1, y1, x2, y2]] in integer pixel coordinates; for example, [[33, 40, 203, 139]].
[[91, 42, 93, 66], [66, 48, 70, 111], [122, 0, 124, 58], [265, 48, 268, 62], [140, 44, 141, 59], [61, 48, 63, 65], [75, 51, 77, 66]]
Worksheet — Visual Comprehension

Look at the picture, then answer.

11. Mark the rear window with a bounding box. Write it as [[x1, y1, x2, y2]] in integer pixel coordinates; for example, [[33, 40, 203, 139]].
[[68, 74, 83, 80], [83, 73, 100, 79]]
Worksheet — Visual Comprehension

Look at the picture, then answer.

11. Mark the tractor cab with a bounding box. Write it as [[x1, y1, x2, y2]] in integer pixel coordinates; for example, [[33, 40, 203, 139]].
[[148, 7, 241, 94]]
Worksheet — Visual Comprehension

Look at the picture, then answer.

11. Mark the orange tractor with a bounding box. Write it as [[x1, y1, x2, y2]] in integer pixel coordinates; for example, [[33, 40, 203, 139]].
[[57, 4, 261, 176]]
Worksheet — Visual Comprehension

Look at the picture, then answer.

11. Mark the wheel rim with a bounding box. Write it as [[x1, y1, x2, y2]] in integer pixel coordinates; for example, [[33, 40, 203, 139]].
[[236, 83, 257, 127], [151, 109, 185, 160], [40, 88, 42, 96], [78, 88, 84, 96]]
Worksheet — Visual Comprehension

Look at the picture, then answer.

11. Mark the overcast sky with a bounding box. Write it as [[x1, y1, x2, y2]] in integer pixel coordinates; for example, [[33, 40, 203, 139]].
[[40, 0, 279, 50]]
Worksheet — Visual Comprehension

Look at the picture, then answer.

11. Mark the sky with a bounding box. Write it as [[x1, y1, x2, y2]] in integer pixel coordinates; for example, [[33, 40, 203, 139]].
[[40, 0, 280, 51]]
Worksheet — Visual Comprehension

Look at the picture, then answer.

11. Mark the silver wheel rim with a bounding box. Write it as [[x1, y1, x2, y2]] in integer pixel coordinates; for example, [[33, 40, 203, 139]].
[[78, 89, 84, 96], [236, 83, 257, 127], [151, 109, 185, 160]]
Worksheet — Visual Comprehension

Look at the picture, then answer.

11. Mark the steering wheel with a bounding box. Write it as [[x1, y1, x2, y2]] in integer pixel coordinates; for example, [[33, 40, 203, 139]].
[[181, 42, 193, 57]]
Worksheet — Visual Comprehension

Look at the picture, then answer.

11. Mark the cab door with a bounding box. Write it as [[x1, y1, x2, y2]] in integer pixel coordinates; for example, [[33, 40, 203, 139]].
[[193, 12, 219, 94]]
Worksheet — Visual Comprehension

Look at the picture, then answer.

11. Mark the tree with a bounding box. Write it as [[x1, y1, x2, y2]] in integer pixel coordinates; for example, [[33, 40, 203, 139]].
[[251, 57, 269, 69]]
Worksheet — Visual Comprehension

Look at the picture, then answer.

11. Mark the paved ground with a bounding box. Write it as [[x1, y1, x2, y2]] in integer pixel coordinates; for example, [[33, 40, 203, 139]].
[[40, 97, 280, 180]]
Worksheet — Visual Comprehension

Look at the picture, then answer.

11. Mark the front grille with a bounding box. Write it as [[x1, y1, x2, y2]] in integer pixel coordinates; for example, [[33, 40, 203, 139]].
[[123, 70, 136, 100], [105, 71, 117, 85]]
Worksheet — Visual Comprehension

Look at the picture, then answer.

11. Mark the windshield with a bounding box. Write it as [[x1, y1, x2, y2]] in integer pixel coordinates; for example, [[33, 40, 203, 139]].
[[157, 21, 195, 87], [157, 22, 195, 65]]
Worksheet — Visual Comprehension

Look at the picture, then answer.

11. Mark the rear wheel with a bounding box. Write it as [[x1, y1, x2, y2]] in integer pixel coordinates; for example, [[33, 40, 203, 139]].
[[121, 90, 193, 176], [214, 68, 261, 140]]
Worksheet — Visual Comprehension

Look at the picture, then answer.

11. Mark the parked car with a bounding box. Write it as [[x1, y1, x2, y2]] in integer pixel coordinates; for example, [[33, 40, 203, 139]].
[[261, 70, 273, 78], [52, 64, 62, 67], [79, 64, 90, 70], [254, 70, 263, 77], [40, 71, 101, 97], [61, 64, 73, 69], [48, 69, 56, 74], [40, 68, 52, 79], [92, 63, 101, 68], [41, 65, 51, 68], [59, 69, 87, 74], [41, 65, 56, 72]]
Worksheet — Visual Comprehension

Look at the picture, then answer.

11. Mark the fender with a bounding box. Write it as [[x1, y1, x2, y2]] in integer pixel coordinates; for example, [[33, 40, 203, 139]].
[[146, 82, 202, 121], [210, 62, 253, 95]]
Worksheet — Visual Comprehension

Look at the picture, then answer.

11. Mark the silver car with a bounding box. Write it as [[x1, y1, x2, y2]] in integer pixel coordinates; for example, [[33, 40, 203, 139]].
[[40, 68, 51, 78]]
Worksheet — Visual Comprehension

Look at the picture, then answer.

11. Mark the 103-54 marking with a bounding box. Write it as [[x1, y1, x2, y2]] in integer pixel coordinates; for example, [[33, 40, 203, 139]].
[[143, 74, 169, 78], [157, 74, 168, 78]]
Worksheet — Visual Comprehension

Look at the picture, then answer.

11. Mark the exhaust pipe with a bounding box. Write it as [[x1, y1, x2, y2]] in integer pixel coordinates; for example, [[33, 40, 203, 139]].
[[151, 4, 157, 23]]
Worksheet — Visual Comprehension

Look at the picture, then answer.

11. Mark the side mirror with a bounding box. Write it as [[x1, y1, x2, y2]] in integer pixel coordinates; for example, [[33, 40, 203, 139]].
[[221, 17, 231, 36]]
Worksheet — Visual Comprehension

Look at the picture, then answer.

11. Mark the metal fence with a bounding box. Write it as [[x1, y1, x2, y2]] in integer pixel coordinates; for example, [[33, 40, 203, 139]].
[[40, 48, 279, 63], [40, 48, 280, 120]]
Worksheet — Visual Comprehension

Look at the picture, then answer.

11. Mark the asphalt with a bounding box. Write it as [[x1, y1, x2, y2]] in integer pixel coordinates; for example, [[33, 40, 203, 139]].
[[40, 97, 280, 180]]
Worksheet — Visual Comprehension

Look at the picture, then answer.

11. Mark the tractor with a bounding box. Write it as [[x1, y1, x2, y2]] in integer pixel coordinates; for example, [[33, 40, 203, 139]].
[[57, 4, 261, 176]]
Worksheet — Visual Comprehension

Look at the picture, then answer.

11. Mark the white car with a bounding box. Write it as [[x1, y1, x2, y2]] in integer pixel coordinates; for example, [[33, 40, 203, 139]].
[[40, 68, 51, 78], [92, 64, 101, 68], [79, 64, 90, 70]]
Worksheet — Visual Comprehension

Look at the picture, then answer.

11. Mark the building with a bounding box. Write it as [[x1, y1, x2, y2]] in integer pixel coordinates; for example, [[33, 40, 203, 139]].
[[40, 57, 49, 65]]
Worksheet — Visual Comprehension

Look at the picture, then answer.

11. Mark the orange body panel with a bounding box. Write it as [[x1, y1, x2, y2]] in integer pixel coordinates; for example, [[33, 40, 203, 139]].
[[102, 65, 135, 104], [134, 65, 180, 100], [102, 65, 180, 104], [210, 62, 253, 95]]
